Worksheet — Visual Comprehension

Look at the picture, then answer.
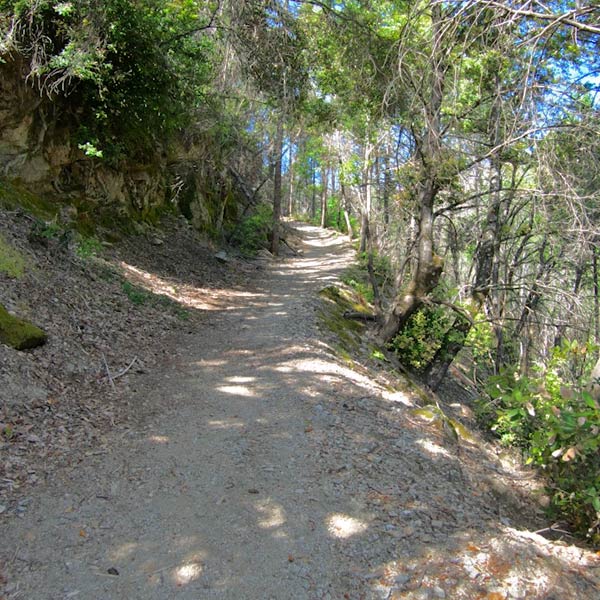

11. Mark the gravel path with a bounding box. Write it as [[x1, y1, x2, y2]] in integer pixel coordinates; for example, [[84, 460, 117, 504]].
[[2, 224, 599, 599]]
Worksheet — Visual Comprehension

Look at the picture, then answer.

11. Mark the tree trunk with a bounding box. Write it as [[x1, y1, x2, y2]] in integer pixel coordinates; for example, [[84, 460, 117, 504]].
[[594, 241, 599, 345], [320, 165, 328, 228], [270, 117, 284, 256], [287, 141, 295, 217], [378, 179, 443, 342], [424, 309, 472, 390], [378, 2, 444, 344], [310, 161, 316, 220], [423, 71, 508, 388], [338, 156, 353, 240], [382, 153, 390, 228], [358, 142, 372, 253]]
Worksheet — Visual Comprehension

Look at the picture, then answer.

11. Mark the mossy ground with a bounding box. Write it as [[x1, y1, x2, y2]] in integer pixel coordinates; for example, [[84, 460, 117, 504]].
[[0, 234, 27, 278], [318, 285, 366, 354], [0, 179, 58, 220]]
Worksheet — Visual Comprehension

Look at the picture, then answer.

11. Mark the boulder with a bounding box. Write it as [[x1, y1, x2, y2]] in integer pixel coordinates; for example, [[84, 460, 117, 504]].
[[0, 304, 47, 350]]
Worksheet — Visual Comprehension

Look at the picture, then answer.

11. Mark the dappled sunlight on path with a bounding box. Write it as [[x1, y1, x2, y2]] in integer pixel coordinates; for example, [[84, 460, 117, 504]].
[[2, 224, 599, 599]]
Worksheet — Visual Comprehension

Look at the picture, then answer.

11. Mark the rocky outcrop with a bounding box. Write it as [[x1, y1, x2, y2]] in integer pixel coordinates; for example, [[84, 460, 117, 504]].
[[0, 57, 245, 235], [0, 58, 167, 221]]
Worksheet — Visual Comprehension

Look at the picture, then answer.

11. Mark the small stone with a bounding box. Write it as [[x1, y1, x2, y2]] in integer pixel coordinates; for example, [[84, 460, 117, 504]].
[[432, 586, 446, 598], [394, 573, 411, 586]]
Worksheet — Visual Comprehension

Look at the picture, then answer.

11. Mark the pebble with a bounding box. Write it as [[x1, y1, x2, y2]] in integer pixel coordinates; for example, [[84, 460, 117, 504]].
[[432, 586, 446, 598], [394, 573, 411, 586]]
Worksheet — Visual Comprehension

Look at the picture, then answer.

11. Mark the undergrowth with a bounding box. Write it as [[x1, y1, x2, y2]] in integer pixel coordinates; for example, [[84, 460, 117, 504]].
[[121, 280, 189, 320], [228, 203, 273, 256], [479, 340, 600, 544]]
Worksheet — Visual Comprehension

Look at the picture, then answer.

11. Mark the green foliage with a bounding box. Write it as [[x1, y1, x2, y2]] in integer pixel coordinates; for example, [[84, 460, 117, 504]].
[[229, 204, 273, 256], [465, 314, 494, 364], [482, 345, 600, 542], [341, 251, 391, 304], [28, 219, 72, 248], [390, 305, 452, 371], [121, 281, 149, 305], [120, 280, 189, 320], [74, 235, 102, 259], [2, 0, 216, 159], [0, 234, 27, 278]]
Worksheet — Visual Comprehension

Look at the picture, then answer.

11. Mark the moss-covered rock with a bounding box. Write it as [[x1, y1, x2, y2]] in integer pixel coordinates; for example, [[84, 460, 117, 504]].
[[0, 304, 47, 350], [0, 179, 59, 219]]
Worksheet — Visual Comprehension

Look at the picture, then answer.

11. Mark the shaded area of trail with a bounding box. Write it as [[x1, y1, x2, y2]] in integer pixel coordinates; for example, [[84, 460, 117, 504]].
[[1, 224, 599, 599]]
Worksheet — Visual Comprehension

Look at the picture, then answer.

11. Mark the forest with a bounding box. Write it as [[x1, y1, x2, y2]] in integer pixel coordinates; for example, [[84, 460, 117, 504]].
[[1, 0, 600, 552]]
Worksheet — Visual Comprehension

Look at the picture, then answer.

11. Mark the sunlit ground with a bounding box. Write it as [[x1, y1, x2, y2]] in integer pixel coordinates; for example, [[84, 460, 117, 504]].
[[327, 514, 369, 539], [97, 226, 597, 598], [119, 261, 265, 311]]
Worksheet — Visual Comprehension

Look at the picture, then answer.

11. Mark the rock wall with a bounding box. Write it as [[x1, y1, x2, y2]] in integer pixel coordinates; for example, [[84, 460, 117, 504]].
[[0, 57, 240, 233], [0, 58, 165, 214]]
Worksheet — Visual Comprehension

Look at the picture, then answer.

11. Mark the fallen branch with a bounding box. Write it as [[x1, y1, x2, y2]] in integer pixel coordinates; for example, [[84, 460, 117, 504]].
[[343, 310, 378, 322], [113, 356, 138, 381], [102, 353, 116, 392], [101, 356, 137, 388]]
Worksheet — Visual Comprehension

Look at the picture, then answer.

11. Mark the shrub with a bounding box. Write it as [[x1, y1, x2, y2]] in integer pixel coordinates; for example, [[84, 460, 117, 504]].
[[1, 0, 215, 159], [390, 305, 452, 371], [229, 203, 273, 256], [483, 343, 600, 543]]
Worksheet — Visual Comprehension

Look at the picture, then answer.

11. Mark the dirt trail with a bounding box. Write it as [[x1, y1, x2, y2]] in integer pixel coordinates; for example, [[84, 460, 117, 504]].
[[2, 224, 600, 599]]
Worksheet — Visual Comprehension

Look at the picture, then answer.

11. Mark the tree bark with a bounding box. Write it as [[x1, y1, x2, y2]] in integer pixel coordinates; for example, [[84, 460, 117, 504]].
[[424, 309, 471, 390], [320, 165, 328, 228], [287, 140, 295, 217], [270, 117, 284, 256], [378, 2, 445, 343]]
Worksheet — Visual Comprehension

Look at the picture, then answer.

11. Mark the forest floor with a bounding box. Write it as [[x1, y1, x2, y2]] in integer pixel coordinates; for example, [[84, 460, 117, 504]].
[[1, 216, 600, 599]]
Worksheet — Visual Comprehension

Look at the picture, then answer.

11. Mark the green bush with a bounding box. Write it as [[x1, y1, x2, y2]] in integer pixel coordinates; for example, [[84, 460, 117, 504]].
[[483, 343, 600, 543], [390, 305, 451, 371], [2, 0, 215, 159], [229, 204, 273, 256], [341, 250, 391, 304], [74, 235, 103, 259]]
